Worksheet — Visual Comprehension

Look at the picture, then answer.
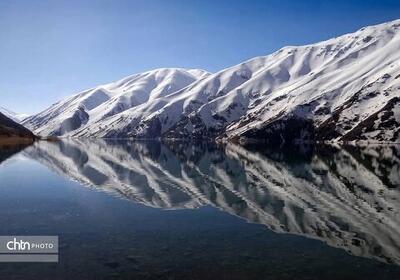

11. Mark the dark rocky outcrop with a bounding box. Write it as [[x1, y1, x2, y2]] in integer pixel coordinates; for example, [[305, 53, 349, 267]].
[[341, 97, 400, 142], [235, 116, 315, 146]]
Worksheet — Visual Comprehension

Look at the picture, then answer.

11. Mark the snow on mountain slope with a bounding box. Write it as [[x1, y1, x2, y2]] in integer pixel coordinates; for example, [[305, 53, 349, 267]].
[[94, 19, 400, 142], [78, 60, 270, 138], [162, 19, 400, 143], [25, 19, 400, 142], [0, 107, 29, 123], [22, 68, 210, 137]]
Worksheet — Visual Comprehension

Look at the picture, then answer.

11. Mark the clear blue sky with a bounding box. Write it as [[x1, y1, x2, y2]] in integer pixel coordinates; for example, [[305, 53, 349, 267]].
[[1, 0, 400, 114]]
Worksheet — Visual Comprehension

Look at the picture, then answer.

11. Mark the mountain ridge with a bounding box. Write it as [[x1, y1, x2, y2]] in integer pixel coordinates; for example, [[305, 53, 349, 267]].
[[23, 68, 210, 137], [23, 19, 400, 143]]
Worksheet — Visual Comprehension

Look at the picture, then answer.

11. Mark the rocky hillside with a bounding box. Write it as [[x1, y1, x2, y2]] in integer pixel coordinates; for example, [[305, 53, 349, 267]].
[[0, 112, 35, 140]]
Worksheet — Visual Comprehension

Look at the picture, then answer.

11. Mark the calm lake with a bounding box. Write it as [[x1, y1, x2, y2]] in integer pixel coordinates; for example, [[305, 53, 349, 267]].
[[0, 140, 399, 279]]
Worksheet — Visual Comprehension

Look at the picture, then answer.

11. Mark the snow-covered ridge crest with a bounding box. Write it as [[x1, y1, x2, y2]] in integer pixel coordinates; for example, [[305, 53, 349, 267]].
[[24, 19, 400, 143], [23, 68, 210, 137]]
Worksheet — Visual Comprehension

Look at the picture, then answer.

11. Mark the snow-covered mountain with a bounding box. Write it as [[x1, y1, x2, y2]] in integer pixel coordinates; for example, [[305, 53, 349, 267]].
[[23, 140, 400, 264], [23, 68, 210, 137], [24, 19, 400, 143], [0, 107, 29, 123]]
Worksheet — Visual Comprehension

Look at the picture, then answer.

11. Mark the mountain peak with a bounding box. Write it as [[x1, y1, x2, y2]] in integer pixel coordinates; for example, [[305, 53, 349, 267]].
[[22, 67, 211, 136], [23, 19, 400, 143]]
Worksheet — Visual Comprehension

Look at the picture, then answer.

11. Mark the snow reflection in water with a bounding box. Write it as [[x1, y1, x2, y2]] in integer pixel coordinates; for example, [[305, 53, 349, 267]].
[[22, 140, 400, 265]]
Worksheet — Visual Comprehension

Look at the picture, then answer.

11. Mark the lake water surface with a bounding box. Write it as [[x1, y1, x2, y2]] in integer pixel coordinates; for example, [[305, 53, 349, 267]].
[[0, 140, 399, 279]]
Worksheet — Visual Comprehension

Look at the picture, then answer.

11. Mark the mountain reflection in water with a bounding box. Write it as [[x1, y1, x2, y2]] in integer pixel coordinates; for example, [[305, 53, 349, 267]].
[[23, 139, 400, 265]]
